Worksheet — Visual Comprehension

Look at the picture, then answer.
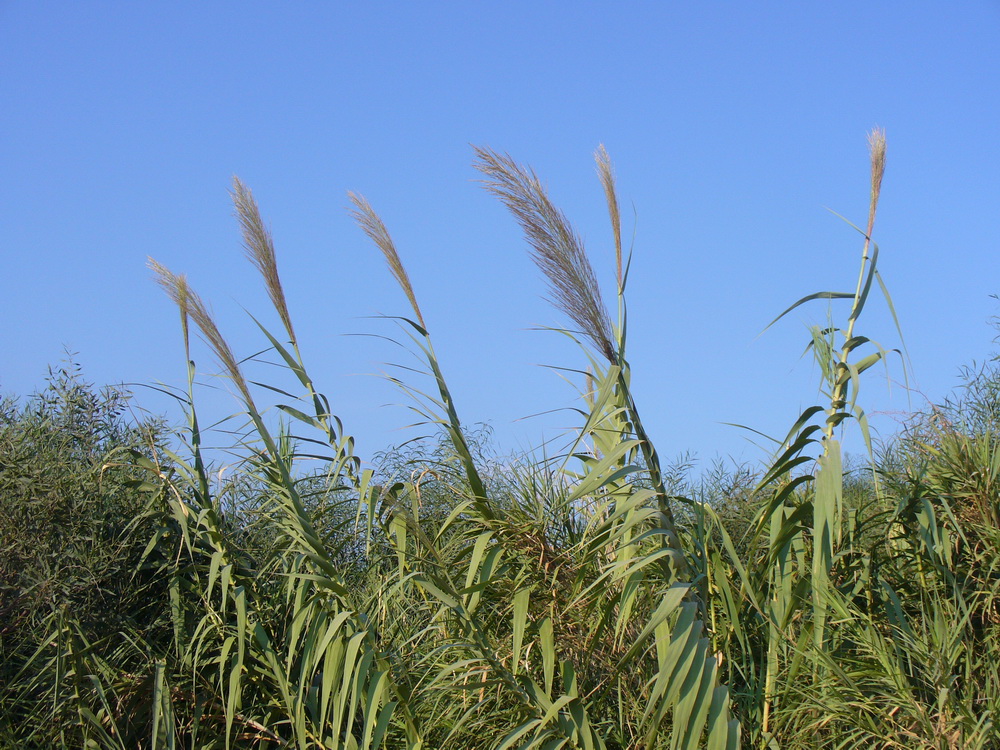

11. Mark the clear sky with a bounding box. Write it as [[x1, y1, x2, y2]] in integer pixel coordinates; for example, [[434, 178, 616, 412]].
[[3, 3, 998, 468]]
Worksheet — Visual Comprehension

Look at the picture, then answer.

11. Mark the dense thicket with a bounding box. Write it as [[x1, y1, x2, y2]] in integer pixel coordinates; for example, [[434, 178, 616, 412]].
[[4, 136, 1000, 749], [0, 365, 171, 748]]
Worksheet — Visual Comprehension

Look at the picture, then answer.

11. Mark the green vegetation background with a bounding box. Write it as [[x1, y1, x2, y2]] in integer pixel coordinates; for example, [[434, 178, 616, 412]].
[[3, 138, 1000, 749]]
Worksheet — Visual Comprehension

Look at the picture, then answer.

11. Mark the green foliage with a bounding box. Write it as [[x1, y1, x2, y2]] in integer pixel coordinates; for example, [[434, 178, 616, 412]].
[[0, 363, 170, 748], [8, 134, 1000, 748]]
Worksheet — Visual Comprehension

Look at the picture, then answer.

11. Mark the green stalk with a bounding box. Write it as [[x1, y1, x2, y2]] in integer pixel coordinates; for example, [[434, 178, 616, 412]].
[[813, 129, 886, 656]]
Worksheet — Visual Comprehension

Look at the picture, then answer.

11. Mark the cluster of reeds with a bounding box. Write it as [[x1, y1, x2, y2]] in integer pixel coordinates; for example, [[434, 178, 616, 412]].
[[8, 131, 1000, 749]]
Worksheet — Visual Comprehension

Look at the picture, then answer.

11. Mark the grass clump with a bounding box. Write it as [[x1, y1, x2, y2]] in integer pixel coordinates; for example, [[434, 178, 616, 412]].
[[5, 131, 1000, 749]]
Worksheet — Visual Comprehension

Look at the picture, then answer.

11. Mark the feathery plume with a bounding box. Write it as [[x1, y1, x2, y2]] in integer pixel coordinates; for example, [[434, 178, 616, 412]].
[[149, 257, 255, 407], [473, 146, 616, 363], [866, 127, 887, 240], [231, 177, 296, 344], [595, 145, 623, 291], [348, 192, 427, 329], [152, 258, 192, 360]]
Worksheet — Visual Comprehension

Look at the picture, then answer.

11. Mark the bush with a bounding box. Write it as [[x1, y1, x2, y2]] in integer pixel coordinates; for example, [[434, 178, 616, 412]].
[[0, 362, 171, 747]]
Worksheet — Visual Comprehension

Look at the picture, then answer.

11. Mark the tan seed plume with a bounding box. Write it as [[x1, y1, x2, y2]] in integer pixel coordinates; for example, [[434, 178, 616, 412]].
[[595, 145, 623, 291], [866, 127, 887, 240], [473, 146, 616, 363], [149, 257, 255, 407], [152, 259, 192, 359], [231, 177, 296, 344], [348, 192, 427, 329]]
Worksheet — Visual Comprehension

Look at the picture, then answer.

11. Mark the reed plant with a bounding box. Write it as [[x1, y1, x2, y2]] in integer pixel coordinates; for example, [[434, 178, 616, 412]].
[[9, 131, 1000, 749]]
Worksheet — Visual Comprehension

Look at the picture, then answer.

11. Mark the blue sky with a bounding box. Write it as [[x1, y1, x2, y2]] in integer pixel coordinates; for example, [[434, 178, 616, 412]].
[[2, 3, 998, 468]]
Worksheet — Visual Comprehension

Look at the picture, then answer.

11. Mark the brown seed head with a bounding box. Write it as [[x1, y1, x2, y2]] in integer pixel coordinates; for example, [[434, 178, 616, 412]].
[[348, 192, 426, 330], [474, 146, 616, 363], [866, 127, 887, 239], [148, 257, 191, 358], [231, 178, 296, 345], [595, 145, 623, 291], [149, 257, 255, 407]]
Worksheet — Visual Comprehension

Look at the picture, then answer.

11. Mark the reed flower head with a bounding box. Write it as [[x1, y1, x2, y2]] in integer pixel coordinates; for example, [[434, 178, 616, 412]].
[[595, 144, 623, 291], [348, 192, 427, 330], [151, 259, 192, 358], [474, 146, 616, 362], [231, 177, 296, 344], [866, 127, 887, 239], [149, 257, 255, 406]]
